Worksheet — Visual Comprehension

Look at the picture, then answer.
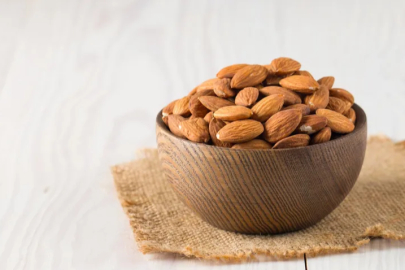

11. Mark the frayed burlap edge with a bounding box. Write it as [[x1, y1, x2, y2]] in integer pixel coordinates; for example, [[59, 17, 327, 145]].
[[111, 135, 405, 262]]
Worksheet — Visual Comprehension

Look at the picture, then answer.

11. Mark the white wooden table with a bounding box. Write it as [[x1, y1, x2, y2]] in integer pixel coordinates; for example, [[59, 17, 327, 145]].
[[1, 0, 404, 269]]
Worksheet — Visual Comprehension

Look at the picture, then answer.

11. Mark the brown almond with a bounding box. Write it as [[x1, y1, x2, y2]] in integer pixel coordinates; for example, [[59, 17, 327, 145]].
[[189, 90, 215, 117], [204, 111, 213, 123], [316, 109, 355, 134], [345, 108, 356, 123], [214, 106, 253, 121], [168, 114, 186, 138], [263, 110, 302, 143], [231, 65, 268, 89], [264, 73, 285, 85], [173, 96, 191, 116], [162, 99, 178, 116], [330, 88, 355, 104], [216, 64, 248, 79], [273, 134, 310, 149], [213, 78, 236, 98], [317, 76, 335, 89], [326, 97, 352, 114], [294, 70, 314, 79], [281, 104, 310, 116], [260, 86, 301, 105], [198, 96, 234, 111], [235, 87, 259, 107], [311, 127, 332, 145], [209, 118, 232, 148], [270, 57, 301, 75], [196, 78, 220, 92], [295, 115, 328, 135], [279, 75, 320, 94], [305, 85, 330, 112], [232, 139, 272, 150], [179, 118, 210, 143], [251, 94, 284, 122], [216, 120, 264, 143]]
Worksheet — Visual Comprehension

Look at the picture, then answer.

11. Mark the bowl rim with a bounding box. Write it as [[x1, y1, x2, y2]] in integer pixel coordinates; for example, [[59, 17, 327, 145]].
[[156, 103, 367, 152]]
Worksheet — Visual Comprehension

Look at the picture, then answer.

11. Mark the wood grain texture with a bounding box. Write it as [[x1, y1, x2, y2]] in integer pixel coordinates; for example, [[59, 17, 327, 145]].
[[1, 0, 404, 268], [156, 105, 367, 234]]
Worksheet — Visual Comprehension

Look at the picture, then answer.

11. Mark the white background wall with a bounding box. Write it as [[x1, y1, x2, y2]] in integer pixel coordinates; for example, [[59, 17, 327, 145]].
[[1, 0, 405, 269]]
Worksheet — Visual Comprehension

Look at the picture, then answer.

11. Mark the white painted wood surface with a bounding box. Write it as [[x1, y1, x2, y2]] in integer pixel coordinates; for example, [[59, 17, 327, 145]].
[[0, 0, 404, 269]]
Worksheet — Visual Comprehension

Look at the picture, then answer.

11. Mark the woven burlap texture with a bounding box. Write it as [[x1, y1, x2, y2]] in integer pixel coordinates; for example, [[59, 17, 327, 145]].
[[111, 136, 405, 261]]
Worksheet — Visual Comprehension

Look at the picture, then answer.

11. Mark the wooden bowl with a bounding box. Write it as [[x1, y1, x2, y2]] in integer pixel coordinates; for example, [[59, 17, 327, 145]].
[[156, 104, 367, 234]]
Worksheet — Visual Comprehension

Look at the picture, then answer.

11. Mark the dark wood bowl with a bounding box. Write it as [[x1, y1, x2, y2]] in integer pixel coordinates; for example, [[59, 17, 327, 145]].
[[156, 104, 367, 234]]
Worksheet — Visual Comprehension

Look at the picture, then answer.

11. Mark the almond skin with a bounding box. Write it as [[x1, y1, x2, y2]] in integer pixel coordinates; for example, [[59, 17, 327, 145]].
[[294, 70, 314, 79], [216, 64, 248, 79], [209, 118, 232, 148], [317, 76, 335, 89], [281, 104, 310, 116], [273, 134, 310, 149], [326, 97, 352, 114], [162, 115, 169, 126], [216, 119, 264, 143], [189, 90, 215, 117], [264, 73, 285, 85], [330, 88, 355, 104], [251, 94, 284, 122], [259, 86, 301, 106], [168, 114, 186, 138], [311, 127, 332, 145], [179, 118, 210, 143], [235, 87, 259, 107], [231, 65, 268, 89], [173, 96, 191, 116], [232, 139, 272, 150], [270, 57, 301, 75], [213, 78, 236, 98], [198, 96, 234, 111], [316, 109, 355, 134], [162, 99, 178, 116], [279, 75, 320, 94], [204, 111, 213, 123], [214, 106, 253, 121], [263, 110, 302, 143], [305, 85, 330, 112], [345, 108, 356, 123], [295, 115, 328, 135], [196, 78, 220, 92]]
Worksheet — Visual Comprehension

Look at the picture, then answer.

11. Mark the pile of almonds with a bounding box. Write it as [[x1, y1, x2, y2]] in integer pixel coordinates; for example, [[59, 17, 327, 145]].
[[161, 57, 356, 149]]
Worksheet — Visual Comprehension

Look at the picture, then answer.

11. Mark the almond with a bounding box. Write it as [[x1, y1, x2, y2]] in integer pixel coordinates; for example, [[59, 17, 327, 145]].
[[317, 76, 335, 89], [281, 104, 311, 116], [263, 110, 302, 143], [264, 73, 285, 85], [295, 115, 328, 135], [231, 65, 268, 89], [273, 134, 310, 149], [232, 139, 272, 150], [179, 118, 210, 143], [189, 90, 215, 117], [216, 120, 264, 143], [279, 75, 320, 94], [162, 115, 169, 126], [305, 85, 330, 112], [270, 57, 301, 75], [173, 96, 191, 116], [217, 64, 248, 79], [196, 78, 220, 92], [330, 88, 355, 104], [162, 99, 178, 116], [326, 97, 352, 114], [251, 94, 284, 122], [209, 118, 232, 148], [204, 111, 213, 123], [345, 108, 356, 123], [259, 86, 301, 105], [311, 127, 332, 145], [294, 70, 314, 79], [316, 109, 355, 134], [235, 87, 259, 107], [214, 106, 253, 121], [198, 96, 234, 111], [213, 78, 236, 98], [168, 114, 186, 138]]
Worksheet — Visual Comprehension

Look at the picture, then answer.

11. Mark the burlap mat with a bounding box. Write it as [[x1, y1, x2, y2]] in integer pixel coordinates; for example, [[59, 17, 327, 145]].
[[111, 136, 405, 261]]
